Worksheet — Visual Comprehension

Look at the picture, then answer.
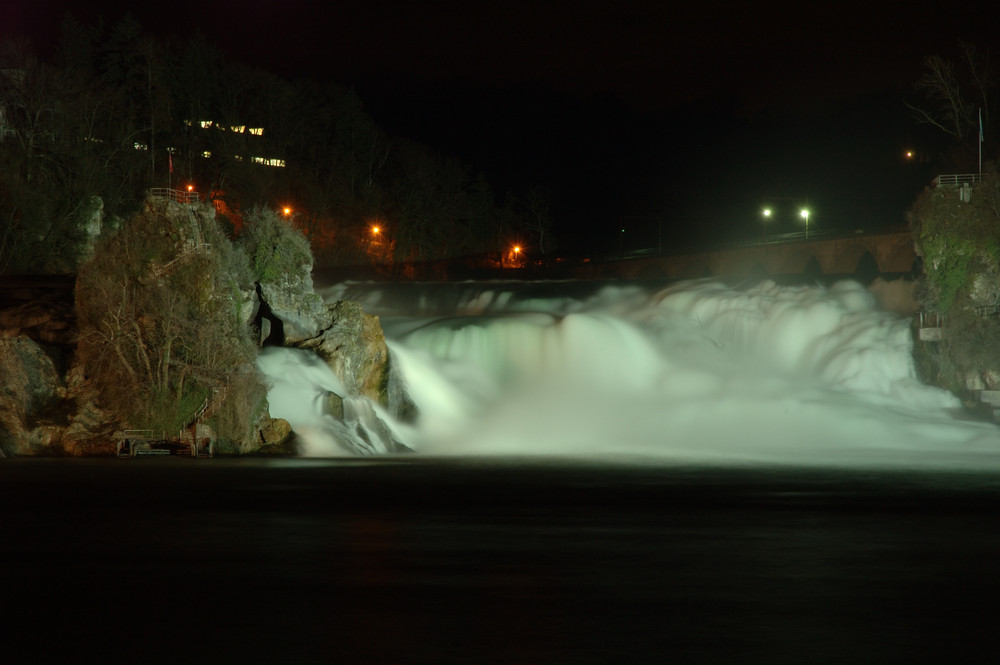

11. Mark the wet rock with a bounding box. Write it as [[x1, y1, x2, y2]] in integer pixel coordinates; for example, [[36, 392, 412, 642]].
[[258, 275, 327, 344], [260, 417, 292, 445], [290, 300, 418, 455], [326, 392, 344, 420], [294, 300, 392, 407], [0, 395, 28, 456], [0, 336, 65, 455], [0, 279, 77, 347], [0, 336, 62, 413]]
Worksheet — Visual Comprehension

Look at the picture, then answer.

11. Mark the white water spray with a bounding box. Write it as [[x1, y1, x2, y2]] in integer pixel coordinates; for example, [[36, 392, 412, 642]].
[[260, 278, 1000, 467]]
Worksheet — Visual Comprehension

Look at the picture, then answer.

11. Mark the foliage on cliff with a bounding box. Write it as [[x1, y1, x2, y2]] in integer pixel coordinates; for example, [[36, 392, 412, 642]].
[[908, 167, 1000, 314], [75, 196, 267, 450], [908, 166, 1000, 391], [239, 207, 313, 285]]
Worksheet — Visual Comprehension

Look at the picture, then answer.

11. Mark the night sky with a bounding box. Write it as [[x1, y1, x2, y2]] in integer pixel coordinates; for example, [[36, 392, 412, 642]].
[[3, 0, 998, 253]]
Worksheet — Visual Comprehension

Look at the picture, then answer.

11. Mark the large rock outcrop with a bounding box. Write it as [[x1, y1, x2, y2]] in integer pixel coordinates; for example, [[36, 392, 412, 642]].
[[291, 300, 416, 454], [258, 276, 327, 344], [0, 336, 65, 456], [295, 300, 390, 405]]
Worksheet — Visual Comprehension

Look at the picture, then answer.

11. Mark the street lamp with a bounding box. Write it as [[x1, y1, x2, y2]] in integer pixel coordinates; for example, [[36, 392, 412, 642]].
[[800, 208, 810, 238], [761, 207, 772, 241]]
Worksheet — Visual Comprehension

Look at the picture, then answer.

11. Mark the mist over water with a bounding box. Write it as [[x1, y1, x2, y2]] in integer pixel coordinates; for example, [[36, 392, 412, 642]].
[[259, 278, 1000, 468]]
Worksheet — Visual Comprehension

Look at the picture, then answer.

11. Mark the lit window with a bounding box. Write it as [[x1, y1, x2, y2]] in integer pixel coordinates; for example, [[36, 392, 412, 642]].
[[199, 120, 214, 129], [249, 127, 264, 136], [134, 142, 148, 151], [230, 125, 245, 133], [201, 150, 212, 158], [252, 156, 286, 167]]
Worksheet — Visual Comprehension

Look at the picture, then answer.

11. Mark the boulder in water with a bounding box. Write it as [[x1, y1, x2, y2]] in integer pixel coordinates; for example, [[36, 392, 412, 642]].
[[259, 417, 292, 446], [290, 300, 417, 455], [294, 300, 391, 407], [0, 336, 65, 455], [258, 277, 327, 344]]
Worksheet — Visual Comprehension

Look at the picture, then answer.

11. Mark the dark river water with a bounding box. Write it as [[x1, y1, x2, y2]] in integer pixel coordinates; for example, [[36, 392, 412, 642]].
[[3, 458, 1000, 664]]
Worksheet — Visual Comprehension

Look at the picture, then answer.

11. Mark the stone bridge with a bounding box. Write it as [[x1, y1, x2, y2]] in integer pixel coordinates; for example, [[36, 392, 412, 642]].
[[573, 229, 917, 281]]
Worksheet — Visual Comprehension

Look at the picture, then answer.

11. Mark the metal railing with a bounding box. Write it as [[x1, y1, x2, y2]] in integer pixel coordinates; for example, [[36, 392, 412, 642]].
[[148, 187, 199, 204], [117, 430, 166, 458], [933, 174, 983, 187]]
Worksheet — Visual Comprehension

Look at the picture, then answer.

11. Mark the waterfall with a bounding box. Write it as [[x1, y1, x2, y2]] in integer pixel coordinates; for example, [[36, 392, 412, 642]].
[[259, 278, 1000, 468]]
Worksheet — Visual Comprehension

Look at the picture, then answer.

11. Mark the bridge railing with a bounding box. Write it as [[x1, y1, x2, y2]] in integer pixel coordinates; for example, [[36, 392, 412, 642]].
[[610, 226, 898, 260], [933, 174, 983, 187]]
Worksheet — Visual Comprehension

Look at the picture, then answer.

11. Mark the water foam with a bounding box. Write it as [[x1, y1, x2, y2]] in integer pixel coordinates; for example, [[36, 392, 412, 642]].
[[261, 278, 1000, 467]]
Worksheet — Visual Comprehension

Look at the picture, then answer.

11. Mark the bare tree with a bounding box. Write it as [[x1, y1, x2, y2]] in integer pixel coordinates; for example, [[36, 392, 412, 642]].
[[520, 187, 556, 256], [905, 44, 996, 146]]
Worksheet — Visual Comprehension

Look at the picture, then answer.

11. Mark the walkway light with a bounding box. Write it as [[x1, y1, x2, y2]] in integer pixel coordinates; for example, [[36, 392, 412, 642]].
[[800, 208, 810, 238], [372, 226, 380, 235], [282, 207, 292, 216]]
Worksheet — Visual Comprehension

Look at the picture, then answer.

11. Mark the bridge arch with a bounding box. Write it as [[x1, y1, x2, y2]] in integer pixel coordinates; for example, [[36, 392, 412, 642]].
[[831, 242, 877, 275], [635, 262, 668, 279], [676, 256, 712, 279], [883, 242, 919, 274], [803, 256, 824, 280], [854, 251, 881, 284], [774, 247, 822, 275]]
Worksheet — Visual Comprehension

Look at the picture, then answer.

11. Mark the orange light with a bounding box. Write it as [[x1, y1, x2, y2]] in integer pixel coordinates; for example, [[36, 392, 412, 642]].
[[282, 207, 292, 216], [513, 246, 521, 254], [187, 184, 194, 192], [372, 226, 380, 235]]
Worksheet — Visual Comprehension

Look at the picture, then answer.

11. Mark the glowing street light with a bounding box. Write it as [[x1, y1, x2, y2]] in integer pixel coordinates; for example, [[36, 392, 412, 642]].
[[800, 208, 811, 238], [761, 207, 773, 242], [371, 225, 380, 236], [282, 206, 292, 216]]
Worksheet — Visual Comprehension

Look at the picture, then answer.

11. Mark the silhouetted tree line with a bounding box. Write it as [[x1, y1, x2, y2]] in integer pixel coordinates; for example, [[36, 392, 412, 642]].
[[0, 16, 553, 274]]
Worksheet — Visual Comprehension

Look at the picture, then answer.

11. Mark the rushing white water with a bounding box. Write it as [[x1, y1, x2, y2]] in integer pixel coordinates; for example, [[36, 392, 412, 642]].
[[259, 278, 1000, 468]]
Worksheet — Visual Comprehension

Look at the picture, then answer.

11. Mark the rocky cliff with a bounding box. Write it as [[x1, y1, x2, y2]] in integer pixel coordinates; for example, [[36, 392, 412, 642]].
[[1, 195, 410, 457], [908, 169, 1000, 404]]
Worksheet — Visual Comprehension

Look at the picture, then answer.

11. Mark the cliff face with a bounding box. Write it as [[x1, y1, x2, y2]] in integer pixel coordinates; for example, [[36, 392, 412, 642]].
[[258, 276, 327, 344], [291, 299, 417, 454], [1, 194, 408, 456], [0, 336, 64, 456], [909, 170, 1000, 398]]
